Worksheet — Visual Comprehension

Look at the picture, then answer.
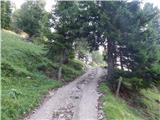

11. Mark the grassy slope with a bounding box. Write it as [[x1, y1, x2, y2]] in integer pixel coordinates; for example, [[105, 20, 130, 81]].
[[1, 30, 84, 120], [99, 83, 160, 120], [141, 88, 160, 120], [99, 83, 143, 120]]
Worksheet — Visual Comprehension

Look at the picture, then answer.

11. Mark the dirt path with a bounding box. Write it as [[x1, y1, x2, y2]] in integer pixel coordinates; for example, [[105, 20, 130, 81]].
[[24, 68, 105, 120]]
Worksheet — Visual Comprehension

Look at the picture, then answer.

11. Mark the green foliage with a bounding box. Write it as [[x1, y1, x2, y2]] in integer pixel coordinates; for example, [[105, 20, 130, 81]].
[[100, 83, 160, 120], [74, 39, 90, 60], [47, 1, 160, 90], [11, 0, 47, 37], [62, 59, 84, 81], [141, 88, 160, 120], [2, 76, 61, 120], [1, 30, 85, 120], [68, 59, 84, 71], [123, 77, 143, 91], [99, 83, 143, 120], [91, 51, 105, 65], [1, 1, 12, 29], [47, 1, 80, 61], [96, 1, 160, 90], [77, 1, 103, 51], [2, 1, 159, 118]]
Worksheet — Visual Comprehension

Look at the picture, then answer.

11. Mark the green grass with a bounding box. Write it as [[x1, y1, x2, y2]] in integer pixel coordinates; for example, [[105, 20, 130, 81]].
[[62, 59, 84, 81], [99, 83, 143, 120], [2, 76, 62, 120], [1, 30, 84, 120], [99, 83, 160, 120], [141, 88, 160, 120]]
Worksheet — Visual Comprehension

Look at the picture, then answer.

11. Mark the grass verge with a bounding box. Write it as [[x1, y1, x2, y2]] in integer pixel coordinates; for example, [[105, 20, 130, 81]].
[[99, 83, 144, 120], [99, 82, 160, 120]]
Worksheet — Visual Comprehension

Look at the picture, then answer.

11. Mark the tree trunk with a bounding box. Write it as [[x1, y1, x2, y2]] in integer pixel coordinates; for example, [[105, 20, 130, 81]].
[[107, 39, 114, 82], [58, 50, 64, 80], [58, 66, 62, 80], [119, 47, 124, 71], [63, 49, 69, 64], [116, 48, 123, 96]]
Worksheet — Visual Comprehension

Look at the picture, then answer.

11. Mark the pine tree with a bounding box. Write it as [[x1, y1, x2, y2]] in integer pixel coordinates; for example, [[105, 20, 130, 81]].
[[1, 1, 12, 29], [48, 1, 80, 80], [12, 0, 46, 38]]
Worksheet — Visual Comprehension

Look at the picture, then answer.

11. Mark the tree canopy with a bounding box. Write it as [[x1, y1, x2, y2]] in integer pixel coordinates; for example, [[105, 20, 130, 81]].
[[1, 1, 12, 29], [12, 0, 47, 37], [1, 0, 160, 90], [47, 1, 160, 89]]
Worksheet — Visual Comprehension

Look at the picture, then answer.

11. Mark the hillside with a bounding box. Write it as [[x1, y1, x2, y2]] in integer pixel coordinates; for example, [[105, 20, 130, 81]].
[[99, 83, 160, 120], [1, 30, 84, 120]]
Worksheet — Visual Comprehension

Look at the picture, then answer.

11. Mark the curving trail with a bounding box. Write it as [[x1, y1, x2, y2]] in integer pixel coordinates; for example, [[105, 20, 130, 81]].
[[24, 68, 105, 120]]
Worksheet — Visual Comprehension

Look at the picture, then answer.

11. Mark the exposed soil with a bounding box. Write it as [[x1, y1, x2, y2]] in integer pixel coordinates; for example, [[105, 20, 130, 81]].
[[23, 68, 106, 120]]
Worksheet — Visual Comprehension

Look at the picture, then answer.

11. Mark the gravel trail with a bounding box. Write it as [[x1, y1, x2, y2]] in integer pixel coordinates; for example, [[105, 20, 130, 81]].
[[24, 68, 105, 120]]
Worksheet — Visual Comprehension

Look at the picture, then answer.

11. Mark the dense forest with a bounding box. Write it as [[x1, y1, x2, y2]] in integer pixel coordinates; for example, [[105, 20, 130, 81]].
[[1, 0, 160, 120]]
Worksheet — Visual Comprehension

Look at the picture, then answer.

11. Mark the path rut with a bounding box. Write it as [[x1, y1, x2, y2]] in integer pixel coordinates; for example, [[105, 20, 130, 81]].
[[24, 68, 105, 120]]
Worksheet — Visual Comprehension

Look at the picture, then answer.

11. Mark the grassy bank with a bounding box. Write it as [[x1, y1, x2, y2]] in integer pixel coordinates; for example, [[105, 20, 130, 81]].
[[1, 30, 84, 120], [141, 88, 160, 120], [99, 83, 160, 120]]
